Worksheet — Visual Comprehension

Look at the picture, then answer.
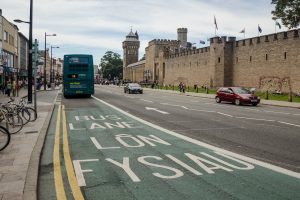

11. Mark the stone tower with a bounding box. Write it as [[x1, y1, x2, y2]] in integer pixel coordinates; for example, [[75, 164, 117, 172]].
[[177, 28, 188, 48], [122, 29, 140, 80]]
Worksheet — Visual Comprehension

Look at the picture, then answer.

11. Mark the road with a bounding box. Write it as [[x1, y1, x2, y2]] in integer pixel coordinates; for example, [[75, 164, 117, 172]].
[[39, 85, 300, 200], [94, 85, 300, 173]]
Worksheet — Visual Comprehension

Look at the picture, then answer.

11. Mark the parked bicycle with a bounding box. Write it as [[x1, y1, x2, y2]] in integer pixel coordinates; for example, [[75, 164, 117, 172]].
[[0, 125, 10, 151], [0, 103, 23, 134]]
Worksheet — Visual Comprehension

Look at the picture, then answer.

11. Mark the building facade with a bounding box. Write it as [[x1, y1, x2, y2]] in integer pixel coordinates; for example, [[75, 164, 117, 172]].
[[0, 9, 19, 87], [123, 28, 300, 93], [18, 32, 28, 80]]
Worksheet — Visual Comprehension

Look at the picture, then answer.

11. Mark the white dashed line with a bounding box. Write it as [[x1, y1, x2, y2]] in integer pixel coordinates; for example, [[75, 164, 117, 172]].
[[140, 99, 153, 103], [264, 111, 290, 115], [217, 112, 233, 117], [277, 121, 300, 128], [235, 117, 275, 122]]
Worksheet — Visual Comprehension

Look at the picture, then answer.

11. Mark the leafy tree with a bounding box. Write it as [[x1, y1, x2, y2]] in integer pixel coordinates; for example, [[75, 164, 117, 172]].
[[100, 51, 123, 80], [271, 0, 300, 29], [139, 54, 146, 61]]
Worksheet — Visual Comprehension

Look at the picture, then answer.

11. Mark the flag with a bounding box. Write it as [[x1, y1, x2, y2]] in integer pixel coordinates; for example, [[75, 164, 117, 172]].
[[214, 16, 218, 30], [276, 21, 281, 29], [200, 40, 205, 44], [239, 28, 245, 33], [258, 24, 262, 33]]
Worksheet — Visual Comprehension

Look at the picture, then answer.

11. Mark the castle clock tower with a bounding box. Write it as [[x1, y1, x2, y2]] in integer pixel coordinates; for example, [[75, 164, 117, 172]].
[[122, 29, 140, 80]]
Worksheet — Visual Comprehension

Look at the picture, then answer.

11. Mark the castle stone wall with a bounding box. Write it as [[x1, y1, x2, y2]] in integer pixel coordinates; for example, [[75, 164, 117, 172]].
[[123, 28, 300, 93], [232, 30, 300, 92]]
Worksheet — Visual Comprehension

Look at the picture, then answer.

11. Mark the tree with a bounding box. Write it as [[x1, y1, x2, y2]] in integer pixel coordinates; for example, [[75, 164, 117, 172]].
[[139, 54, 145, 61], [100, 51, 123, 80], [271, 0, 300, 29]]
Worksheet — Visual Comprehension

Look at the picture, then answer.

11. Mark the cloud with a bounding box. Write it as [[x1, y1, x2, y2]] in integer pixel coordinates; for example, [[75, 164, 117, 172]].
[[1, 0, 283, 64]]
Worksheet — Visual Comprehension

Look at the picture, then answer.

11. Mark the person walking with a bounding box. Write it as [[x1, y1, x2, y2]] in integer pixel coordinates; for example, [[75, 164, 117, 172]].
[[12, 80, 16, 97], [6, 80, 12, 97], [179, 82, 183, 93]]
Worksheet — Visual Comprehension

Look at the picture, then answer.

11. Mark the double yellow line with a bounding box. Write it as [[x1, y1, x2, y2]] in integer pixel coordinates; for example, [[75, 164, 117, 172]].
[[53, 105, 85, 200]]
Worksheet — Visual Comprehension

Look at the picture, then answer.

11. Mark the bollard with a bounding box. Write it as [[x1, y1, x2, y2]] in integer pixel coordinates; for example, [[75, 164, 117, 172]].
[[188, 86, 190, 92], [288, 91, 293, 102], [196, 87, 199, 93], [206, 87, 209, 94], [173, 85, 174, 91], [265, 90, 269, 100]]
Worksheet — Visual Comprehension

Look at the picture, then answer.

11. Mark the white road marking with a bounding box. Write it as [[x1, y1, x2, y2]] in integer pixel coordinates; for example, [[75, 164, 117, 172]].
[[160, 103, 181, 107], [140, 99, 153, 103], [217, 112, 233, 117], [188, 108, 216, 113], [235, 117, 275, 122], [145, 107, 169, 114], [264, 110, 291, 115], [244, 108, 261, 112], [277, 121, 300, 128], [92, 95, 300, 179]]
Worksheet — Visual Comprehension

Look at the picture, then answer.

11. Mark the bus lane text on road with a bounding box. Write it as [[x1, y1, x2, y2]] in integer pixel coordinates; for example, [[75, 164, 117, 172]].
[[69, 114, 255, 187]]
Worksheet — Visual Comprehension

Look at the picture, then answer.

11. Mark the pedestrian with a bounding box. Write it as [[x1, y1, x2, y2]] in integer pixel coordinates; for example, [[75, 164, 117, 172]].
[[179, 82, 183, 93], [6, 80, 12, 97], [182, 83, 186, 93], [12, 80, 16, 97]]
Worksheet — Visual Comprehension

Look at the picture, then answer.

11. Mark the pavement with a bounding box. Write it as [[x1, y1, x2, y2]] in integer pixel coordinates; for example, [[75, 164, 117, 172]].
[[0, 85, 299, 200], [0, 87, 60, 200]]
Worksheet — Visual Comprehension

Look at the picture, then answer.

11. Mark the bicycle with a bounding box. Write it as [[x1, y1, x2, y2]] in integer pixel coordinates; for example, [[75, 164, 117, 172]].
[[0, 104, 24, 134], [0, 125, 10, 151]]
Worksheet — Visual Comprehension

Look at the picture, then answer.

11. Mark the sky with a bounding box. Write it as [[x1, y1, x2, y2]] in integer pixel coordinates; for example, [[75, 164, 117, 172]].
[[1, 0, 286, 65]]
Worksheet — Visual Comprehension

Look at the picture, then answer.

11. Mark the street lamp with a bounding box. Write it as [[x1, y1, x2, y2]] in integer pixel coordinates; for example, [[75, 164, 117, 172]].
[[50, 46, 59, 85], [13, 0, 33, 103], [44, 32, 56, 90]]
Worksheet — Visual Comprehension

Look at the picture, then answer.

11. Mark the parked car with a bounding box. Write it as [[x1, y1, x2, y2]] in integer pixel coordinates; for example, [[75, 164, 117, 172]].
[[215, 87, 260, 106], [124, 83, 143, 94]]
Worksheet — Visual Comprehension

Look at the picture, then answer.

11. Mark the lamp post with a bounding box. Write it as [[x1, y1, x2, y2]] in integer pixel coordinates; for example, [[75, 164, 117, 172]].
[[44, 32, 56, 90], [50, 46, 59, 85], [13, 0, 33, 103]]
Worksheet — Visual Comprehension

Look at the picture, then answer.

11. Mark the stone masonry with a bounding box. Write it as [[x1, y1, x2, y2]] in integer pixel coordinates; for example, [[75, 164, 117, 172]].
[[123, 28, 300, 93]]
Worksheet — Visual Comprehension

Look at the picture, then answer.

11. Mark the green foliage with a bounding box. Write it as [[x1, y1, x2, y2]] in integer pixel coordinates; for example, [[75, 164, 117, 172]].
[[271, 0, 300, 29], [139, 54, 146, 61], [100, 51, 123, 80]]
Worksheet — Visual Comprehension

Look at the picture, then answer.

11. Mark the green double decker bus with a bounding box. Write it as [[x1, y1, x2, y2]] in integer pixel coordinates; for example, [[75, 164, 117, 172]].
[[63, 54, 94, 97]]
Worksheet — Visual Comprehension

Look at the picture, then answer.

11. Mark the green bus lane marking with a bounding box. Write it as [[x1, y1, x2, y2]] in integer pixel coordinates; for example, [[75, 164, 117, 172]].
[[62, 96, 300, 200]]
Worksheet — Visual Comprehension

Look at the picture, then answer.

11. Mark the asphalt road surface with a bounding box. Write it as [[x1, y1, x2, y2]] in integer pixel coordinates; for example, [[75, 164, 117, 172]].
[[38, 85, 300, 200], [94, 85, 300, 173]]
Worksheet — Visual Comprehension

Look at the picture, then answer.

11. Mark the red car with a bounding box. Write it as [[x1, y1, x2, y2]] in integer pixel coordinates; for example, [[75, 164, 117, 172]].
[[215, 87, 260, 106]]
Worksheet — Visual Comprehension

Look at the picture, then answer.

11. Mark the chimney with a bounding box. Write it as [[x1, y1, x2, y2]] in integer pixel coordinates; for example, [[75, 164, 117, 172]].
[[0, 9, 2, 16]]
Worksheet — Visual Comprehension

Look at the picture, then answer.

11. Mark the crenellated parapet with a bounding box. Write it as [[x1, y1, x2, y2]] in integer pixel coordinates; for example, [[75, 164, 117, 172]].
[[148, 39, 180, 46], [166, 46, 210, 59], [233, 29, 299, 47]]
